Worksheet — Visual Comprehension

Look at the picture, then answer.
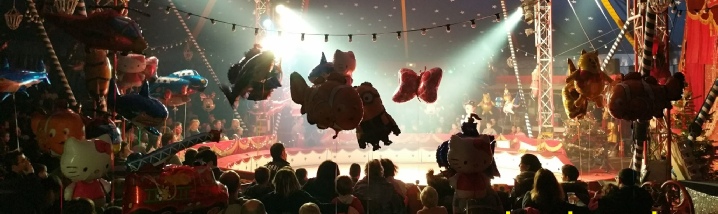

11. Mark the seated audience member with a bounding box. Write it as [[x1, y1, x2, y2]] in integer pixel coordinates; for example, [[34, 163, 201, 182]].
[[417, 186, 448, 214], [0, 150, 44, 213], [196, 149, 223, 180], [188, 119, 201, 135], [521, 168, 589, 214], [198, 146, 211, 152], [331, 175, 365, 214], [296, 168, 309, 186], [380, 159, 407, 203], [33, 163, 48, 179], [303, 160, 340, 203], [104, 206, 122, 214], [299, 203, 322, 214], [354, 159, 405, 214], [166, 154, 182, 165], [496, 186, 511, 211], [41, 175, 63, 214], [560, 164, 590, 205], [241, 199, 268, 214], [183, 148, 198, 165], [426, 169, 455, 214], [261, 169, 318, 214], [63, 198, 97, 214], [220, 171, 246, 214], [592, 168, 653, 214], [510, 154, 542, 209], [482, 122, 498, 135], [244, 166, 274, 199], [265, 143, 291, 180], [349, 163, 361, 185]]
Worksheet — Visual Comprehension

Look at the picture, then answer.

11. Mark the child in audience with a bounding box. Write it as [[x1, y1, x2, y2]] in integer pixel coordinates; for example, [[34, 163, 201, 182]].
[[331, 175, 365, 214], [299, 203, 322, 214], [417, 186, 448, 214]]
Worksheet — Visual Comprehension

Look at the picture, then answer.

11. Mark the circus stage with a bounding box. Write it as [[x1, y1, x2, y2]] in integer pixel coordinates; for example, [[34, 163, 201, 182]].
[[180, 132, 618, 185]]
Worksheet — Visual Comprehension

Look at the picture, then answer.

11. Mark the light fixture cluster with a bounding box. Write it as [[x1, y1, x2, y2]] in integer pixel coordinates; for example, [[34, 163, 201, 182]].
[[157, 4, 502, 42]]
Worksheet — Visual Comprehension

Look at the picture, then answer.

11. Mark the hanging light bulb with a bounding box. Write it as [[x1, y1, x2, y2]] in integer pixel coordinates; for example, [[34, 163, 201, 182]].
[[372, 33, 377, 42], [525, 52, 528, 56], [232, 24, 236, 32], [494, 13, 501, 22], [470, 19, 476, 28], [421, 28, 427, 35], [671, 6, 677, 13], [187, 13, 192, 19], [325, 34, 329, 42], [144, 0, 150, 7], [210, 19, 216, 25], [348, 34, 353, 42], [677, 10, 682, 17], [301, 33, 305, 41], [445, 24, 451, 33], [396, 31, 402, 40], [165, 6, 171, 14], [254, 28, 259, 35]]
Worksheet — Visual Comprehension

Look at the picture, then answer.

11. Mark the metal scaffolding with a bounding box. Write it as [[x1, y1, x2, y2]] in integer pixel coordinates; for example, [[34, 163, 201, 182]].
[[254, 0, 271, 43], [535, 0, 554, 135]]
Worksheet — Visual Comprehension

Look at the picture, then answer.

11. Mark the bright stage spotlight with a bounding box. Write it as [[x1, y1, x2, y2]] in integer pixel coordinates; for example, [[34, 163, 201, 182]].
[[276, 4, 288, 14], [263, 19, 273, 28]]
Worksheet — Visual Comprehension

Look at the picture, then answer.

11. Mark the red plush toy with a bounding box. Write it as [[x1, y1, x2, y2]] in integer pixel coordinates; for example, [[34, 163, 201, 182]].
[[393, 67, 443, 103], [45, 10, 147, 54]]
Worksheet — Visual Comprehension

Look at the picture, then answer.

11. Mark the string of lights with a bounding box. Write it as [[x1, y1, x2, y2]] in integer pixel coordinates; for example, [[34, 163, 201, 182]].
[[145, 2, 501, 42], [147, 38, 189, 52]]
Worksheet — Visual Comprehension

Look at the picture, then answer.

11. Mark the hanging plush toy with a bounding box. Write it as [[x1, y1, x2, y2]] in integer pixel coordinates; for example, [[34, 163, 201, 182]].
[[392, 67, 443, 103], [116, 54, 158, 91], [45, 10, 147, 54], [290, 72, 363, 138], [61, 137, 112, 208], [221, 45, 282, 107], [84, 49, 112, 100], [31, 102, 85, 157], [564, 50, 612, 117], [354, 82, 401, 151], [607, 72, 685, 121], [562, 80, 585, 119], [83, 115, 122, 146], [0, 59, 50, 101], [502, 88, 517, 115], [478, 93, 494, 116], [432, 114, 503, 213], [150, 70, 208, 107], [308, 50, 356, 85]]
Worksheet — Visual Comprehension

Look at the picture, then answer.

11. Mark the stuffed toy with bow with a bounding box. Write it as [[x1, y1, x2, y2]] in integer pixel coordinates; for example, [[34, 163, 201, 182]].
[[607, 72, 685, 121], [433, 114, 503, 213], [355, 82, 401, 151], [116, 54, 158, 91], [61, 137, 113, 208], [290, 72, 363, 139], [563, 50, 612, 119]]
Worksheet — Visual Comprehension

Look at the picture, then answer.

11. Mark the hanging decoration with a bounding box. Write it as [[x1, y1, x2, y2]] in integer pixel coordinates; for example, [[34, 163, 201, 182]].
[[55, 0, 79, 15], [183, 41, 193, 61], [221, 44, 282, 107], [355, 82, 401, 151], [4, 1, 23, 30], [392, 67, 443, 104]]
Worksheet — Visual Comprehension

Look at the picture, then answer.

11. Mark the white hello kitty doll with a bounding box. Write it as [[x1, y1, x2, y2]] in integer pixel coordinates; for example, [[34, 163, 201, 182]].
[[61, 135, 113, 208]]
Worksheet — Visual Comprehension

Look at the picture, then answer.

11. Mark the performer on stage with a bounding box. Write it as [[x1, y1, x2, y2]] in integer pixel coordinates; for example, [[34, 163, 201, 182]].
[[462, 100, 481, 132]]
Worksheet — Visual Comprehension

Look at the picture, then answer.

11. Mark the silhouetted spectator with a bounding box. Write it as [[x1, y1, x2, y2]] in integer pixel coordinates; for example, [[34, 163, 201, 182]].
[[296, 168, 308, 186], [592, 168, 653, 214], [303, 160, 340, 203], [244, 166, 274, 199], [510, 154, 541, 209], [560, 164, 590, 205], [349, 163, 361, 185], [265, 143, 291, 180]]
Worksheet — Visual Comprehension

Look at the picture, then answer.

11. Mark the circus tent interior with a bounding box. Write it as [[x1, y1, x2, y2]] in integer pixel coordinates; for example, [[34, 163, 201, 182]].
[[0, 0, 717, 213]]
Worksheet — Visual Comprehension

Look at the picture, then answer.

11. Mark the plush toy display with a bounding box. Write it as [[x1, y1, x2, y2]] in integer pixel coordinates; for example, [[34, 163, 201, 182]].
[[607, 72, 686, 121], [308, 50, 356, 85], [478, 93, 495, 116], [116, 54, 158, 91], [199, 92, 216, 112], [83, 115, 122, 146], [31, 103, 86, 156], [290, 72, 364, 138], [45, 10, 147, 54], [392, 67, 443, 103], [354, 82, 401, 151], [83, 49, 112, 99], [433, 114, 503, 213], [150, 70, 208, 107], [502, 89, 517, 115], [107, 79, 168, 135], [564, 50, 612, 119], [221, 45, 282, 107], [61, 137, 113, 208], [0, 60, 50, 101], [562, 80, 585, 119]]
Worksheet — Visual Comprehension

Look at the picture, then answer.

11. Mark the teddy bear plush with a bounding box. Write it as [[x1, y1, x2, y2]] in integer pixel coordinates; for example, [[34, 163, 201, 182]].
[[564, 50, 612, 119], [433, 114, 503, 213], [478, 93, 494, 116]]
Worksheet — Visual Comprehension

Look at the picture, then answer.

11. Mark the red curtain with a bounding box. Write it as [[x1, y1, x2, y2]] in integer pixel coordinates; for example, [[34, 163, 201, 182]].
[[681, 7, 718, 111]]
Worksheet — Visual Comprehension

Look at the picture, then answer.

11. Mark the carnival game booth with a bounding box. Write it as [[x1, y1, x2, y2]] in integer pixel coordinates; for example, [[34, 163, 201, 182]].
[[189, 131, 611, 185]]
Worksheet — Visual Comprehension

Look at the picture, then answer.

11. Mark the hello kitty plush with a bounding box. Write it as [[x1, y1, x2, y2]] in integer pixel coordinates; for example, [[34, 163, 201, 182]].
[[61, 136, 113, 208], [434, 114, 503, 213], [117, 54, 159, 91]]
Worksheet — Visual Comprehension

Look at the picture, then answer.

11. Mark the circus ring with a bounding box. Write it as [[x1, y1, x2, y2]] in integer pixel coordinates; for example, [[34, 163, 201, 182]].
[[179, 132, 615, 185]]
